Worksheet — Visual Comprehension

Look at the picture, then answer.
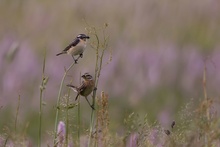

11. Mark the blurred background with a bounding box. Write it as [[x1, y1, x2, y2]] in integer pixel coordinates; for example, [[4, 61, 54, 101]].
[[0, 0, 220, 145]]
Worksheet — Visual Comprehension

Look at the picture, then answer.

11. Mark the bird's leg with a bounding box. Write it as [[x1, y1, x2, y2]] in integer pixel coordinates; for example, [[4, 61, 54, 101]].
[[79, 53, 83, 58], [85, 97, 95, 110], [72, 55, 78, 64], [91, 87, 97, 107], [74, 55, 82, 64]]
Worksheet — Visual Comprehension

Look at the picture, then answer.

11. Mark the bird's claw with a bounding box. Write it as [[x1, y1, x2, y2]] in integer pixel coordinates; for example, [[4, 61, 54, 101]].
[[93, 87, 97, 91], [91, 105, 95, 110]]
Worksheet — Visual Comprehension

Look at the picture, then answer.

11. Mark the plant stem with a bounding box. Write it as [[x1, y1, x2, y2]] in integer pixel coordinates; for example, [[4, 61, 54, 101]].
[[15, 94, 21, 132], [65, 87, 71, 147], [88, 31, 100, 147], [38, 49, 47, 147], [203, 62, 209, 147], [88, 25, 109, 147], [53, 61, 75, 145], [203, 63, 209, 120], [77, 96, 81, 147]]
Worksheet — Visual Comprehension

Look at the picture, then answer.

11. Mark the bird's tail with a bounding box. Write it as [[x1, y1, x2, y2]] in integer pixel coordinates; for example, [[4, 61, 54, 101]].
[[66, 84, 80, 100], [67, 84, 78, 92], [75, 93, 80, 101], [56, 52, 65, 56]]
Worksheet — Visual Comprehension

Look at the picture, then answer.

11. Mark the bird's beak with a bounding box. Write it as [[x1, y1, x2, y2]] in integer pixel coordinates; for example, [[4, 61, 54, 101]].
[[81, 75, 86, 78], [86, 36, 90, 39]]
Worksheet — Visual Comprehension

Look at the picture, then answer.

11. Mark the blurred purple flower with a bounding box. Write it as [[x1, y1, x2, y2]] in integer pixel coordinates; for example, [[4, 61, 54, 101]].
[[149, 129, 164, 147], [1, 41, 40, 105], [158, 109, 172, 127], [57, 121, 66, 146], [127, 133, 138, 147]]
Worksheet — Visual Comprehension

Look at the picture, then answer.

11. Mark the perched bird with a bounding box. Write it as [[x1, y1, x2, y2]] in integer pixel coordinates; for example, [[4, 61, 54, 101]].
[[56, 34, 90, 63], [67, 73, 95, 110]]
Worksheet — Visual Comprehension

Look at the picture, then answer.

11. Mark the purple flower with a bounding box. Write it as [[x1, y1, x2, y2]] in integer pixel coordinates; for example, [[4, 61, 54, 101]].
[[57, 121, 66, 146]]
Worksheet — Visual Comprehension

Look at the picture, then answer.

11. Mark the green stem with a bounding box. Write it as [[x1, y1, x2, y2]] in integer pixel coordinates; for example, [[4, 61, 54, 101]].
[[203, 62, 209, 147], [38, 49, 46, 147], [53, 61, 75, 145], [65, 87, 71, 147], [39, 88, 43, 147], [88, 26, 109, 147], [77, 97, 81, 147], [88, 33, 99, 147], [15, 94, 21, 132], [85, 24, 109, 147]]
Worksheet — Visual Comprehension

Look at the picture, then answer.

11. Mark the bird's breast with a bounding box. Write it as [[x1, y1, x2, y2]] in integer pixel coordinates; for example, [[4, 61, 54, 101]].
[[67, 42, 86, 56]]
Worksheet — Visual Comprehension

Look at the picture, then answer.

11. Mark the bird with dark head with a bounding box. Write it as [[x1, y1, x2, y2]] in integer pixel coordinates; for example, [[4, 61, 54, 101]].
[[56, 34, 90, 63], [67, 73, 95, 110]]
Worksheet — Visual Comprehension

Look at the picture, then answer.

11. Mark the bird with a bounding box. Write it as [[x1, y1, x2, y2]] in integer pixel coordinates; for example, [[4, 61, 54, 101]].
[[67, 73, 95, 110], [56, 34, 90, 63]]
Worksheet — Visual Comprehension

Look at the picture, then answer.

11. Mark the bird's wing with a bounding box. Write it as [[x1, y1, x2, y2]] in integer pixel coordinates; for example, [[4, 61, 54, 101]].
[[63, 38, 80, 52], [78, 81, 87, 92], [74, 82, 87, 101]]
